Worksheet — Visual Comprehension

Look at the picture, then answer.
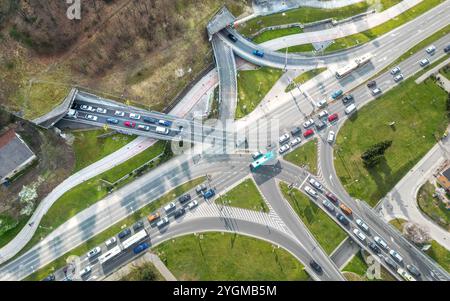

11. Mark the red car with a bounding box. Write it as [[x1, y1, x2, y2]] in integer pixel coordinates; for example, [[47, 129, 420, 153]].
[[325, 192, 339, 204], [303, 129, 314, 138], [328, 113, 338, 122], [124, 121, 136, 128]]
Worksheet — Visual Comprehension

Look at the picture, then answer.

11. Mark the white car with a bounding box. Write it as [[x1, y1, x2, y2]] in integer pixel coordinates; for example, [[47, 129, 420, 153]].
[[374, 236, 388, 250], [137, 124, 150, 131], [156, 217, 169, 228], [114, 110, 125, 117], [251, 151, 263, 160], [390, 66, 401, 75], [316, 99, 327, 108], [393, 74, 404, 82], [303, 119, 314, 128], [163, 202, 176, 213], [318, 110, 329, 119], [86, 114, 98, 121], [80, 105, 95, 112], [86, 247, 101, 259], [290, 137, 301, 146], [425, 45, 436, 54], [279, 144, 290, 154], [79, 266, 92, 278], [279, 133, 290, 144], [355, 218, 369, 233], [389, 249, 404, 263], [353, 228, 366, 242], [419, 58, 429, 67], [327, 131, 335, 143], [371, 88, 382, 96], [304, 186, 318, 198], [309, 178, 323, 191], [104, 237, 117, 248], [187, 200, 198, 210], [96, 107, 107, 114], [129, 113, 141, 120]]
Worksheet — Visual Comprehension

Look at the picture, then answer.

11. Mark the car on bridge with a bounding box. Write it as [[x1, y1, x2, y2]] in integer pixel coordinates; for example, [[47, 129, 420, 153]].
[[129, 113, 141, 120], [228, 33, 237, 42], [389, 249, 404, 263], [96, 107, 107, 114], [397, 268, 416, 281], [158, 119, 172, 127], [137, 124, 150, 131], [309, 260, 323, 273], [143, 116, 158, 124], [339, 203, 352, 215], [86, 114, 98, 121], [353, 228, 366, 242], [80, 105, 95, 112], [124, 121, 136, 128], [252, 49, 264, 57], [325, 192, 338, 204], [114, 110, 125, 117], [356, 218, 370, 233], [384, 256, 397, 270], [155, 126, 169, 135], [374, 236, 389, 250], [368, 242, 381, 254], [322, 200, 335, 213], [336, 213, 349, 226], [406, 264, 421, 277], [309, 178, 322, 191], [106, 118, 119, 124]]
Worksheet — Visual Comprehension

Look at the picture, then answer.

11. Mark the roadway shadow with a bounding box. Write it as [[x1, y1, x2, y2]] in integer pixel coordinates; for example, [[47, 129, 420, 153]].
[[251, 160, 284, 186]]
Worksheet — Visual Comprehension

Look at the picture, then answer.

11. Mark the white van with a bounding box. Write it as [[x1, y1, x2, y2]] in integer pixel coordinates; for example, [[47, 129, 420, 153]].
[[344, 103, 357, 115], [155, 126, 169, 135]]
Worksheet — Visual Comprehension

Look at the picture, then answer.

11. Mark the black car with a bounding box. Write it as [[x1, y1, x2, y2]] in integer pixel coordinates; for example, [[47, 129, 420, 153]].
[[336, 213, 349, 226], [342, 94, 354, 104], [290, 126, 302, 136], [133, 221, 144, 231], [367, 80, 376, 88], [384, 256, 397, 269], [444, 45, 450, 53], [368, 242, 381, 254], [228, 33, 238, 42], [406, 264, 421, 277], [315, 119, 326, 130], [310, 260, 323, 273], [118, 228, 131, 239], [143, 116, 158, 124], [42, 274, 55, 281], [178, 194, 191, 204], [174, 208, 186, 219]]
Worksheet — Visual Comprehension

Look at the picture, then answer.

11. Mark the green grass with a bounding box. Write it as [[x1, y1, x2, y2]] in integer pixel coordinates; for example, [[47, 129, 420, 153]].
[[216, 178, 269, 212], [120, 261, 165, 281], [389, 218, 408, 232], [334, 77, 448, 206], [284, 138, 318, 174], [425, 240, 450, 273], [440, 65, 450, 81], [343, 252, 368, 276], [285, 68, 327, 92], [25, 177, 205, 281], [417, 182, 450, 231], [17, 141, 169, 258], [72, 130, 136, 172], [281, 43, 316, 53], [253, 27, 303, 44], [239, 1, 371, 37], [325, 0, 445, 52], [236, 67, 283, 119], [343, 251, 397, 281], [155, 232, 310, 281], [279, 182, 347, 254], [0, 215, 29, 248]]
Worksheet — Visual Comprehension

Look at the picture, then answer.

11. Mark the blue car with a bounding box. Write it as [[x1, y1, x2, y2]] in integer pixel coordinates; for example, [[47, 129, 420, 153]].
[[118, 228, 131, 239], [336, 213, 349, 226], [331, 89, 343, 99], [203, 189, 215, 199], [133, 242, 150, 254], [252, 49, 264, 57], [106, 118, 119, 124], [158, 119, 172, 127]]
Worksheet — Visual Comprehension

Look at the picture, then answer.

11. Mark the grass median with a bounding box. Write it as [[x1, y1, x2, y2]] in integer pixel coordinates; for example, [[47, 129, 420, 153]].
[[325, 0, 445, 53], [284, 138, 318, 175], [236, 67, 283, 119], [343, 251, 397, 281], [285, 68, 327, 92], [25, 177, 205, 281], [155, 232, 310, 280], [334, 77, 448, 206], [279, 182, 347, 254], [417, 181, 450, 231], [215, 178, 269, 212]]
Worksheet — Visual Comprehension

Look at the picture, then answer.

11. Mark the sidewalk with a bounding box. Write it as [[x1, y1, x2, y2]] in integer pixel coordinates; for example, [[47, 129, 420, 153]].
[[103, 252, 176, 281]]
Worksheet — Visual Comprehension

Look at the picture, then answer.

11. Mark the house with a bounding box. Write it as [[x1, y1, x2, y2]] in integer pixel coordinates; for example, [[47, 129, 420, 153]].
[[0, 129, 37, 184]]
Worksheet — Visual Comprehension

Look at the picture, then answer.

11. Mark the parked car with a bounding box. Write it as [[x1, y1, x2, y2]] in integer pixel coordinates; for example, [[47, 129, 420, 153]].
[[304, 186, 318, 198], [133, 221, 144, 231], [86, 114, 98, 121], [114, 110, 125, 117], [86, 247, 101, 259], [355, 218, 370, 233], [327, 113, 338, 123], [342, 94, 353, 104], [374, 236, 388, 250], [390, 67, 401, 75], [419, 58, 430, 67], [325, 192, 338, 204], [118, 228, 131, 239], [309, 178, 323, 191], [187, 200, 199, 210], [124, 121, 136, 128], [425, 45, 436, 54], [279, 144, 290, 154], [303, 119, 314, 128], [174, 208, 186, 219], [129, 113, 141, 120], [228, 33, 238, 42], [327, 131, 335, 143], [104, 237, 117, 248], [106, 118, 119, 124], [303, 129, 314, 138], [164, 202, 176, 213], [290, 137, 301, 146], [393, 74, 404, 82], [178, 194, 191, 204], [96, 107, 107, 114], [133, 242, 150, 254], [331, 89, 343, 99], [367, 80, 376, 88], [336, 213, 349, 226], [290, 126, 302, 136], [322, 199, 335, 213], [310, 260, 323, 273]]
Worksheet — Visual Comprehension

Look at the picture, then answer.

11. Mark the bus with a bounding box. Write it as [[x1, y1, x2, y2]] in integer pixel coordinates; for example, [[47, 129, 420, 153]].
[[249, 151, 275, 171], [335, 53, 372, 79], [98, 245, 122, 265], [121, 229, 148, 250]]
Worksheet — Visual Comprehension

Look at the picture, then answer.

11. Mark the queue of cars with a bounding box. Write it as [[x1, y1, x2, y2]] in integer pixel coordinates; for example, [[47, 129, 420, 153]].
[[302, 178, 420, 280]]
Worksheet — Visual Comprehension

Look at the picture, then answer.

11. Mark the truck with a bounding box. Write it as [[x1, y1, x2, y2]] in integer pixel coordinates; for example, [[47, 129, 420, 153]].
[[155, 126, 169, 135], [335, 53, 372, 78]]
